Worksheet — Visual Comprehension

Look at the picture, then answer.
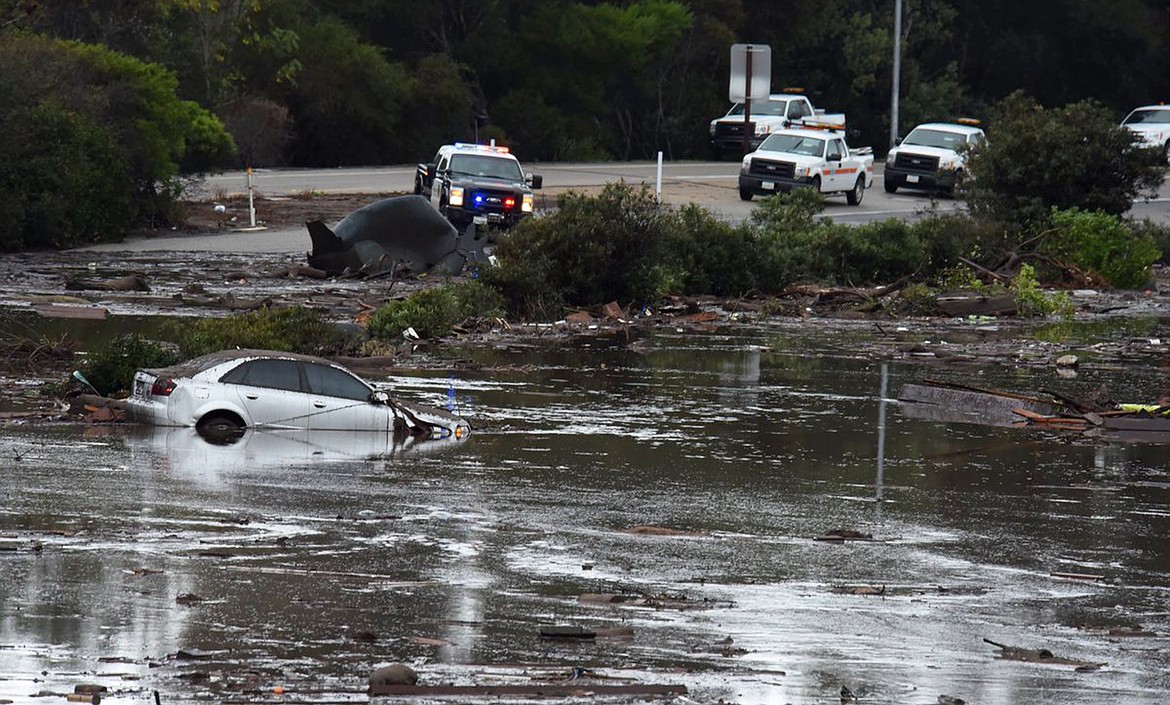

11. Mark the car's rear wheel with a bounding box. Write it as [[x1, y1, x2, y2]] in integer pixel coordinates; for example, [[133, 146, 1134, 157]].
[[196, 411, 246, 444], [846, 176, 865, 205]]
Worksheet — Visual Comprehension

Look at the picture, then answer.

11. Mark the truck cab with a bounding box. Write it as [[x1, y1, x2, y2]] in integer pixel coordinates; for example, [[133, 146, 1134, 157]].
[[414, 143, 542, 229], [709, 92, 846, 158], [884, 121, 985, 195], [738, 124, 873, 205]]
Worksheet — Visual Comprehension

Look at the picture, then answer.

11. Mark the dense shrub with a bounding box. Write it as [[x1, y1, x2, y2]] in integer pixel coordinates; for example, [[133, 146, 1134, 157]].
[[80, 334, 180, 397], [0, 36, 234, 250], [368, 282, 505, 340], [658, 204, 758, 296], [1046, 208, 1160, 289], [164, 307, 353, 358], [965, 92, 1165, 226], [484, 183, 676, 316], [1127, 218, 1170, 265]]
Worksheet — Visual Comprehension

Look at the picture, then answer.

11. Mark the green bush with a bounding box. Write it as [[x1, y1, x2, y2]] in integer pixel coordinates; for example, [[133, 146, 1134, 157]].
[[0, 36, 234, 250], [80, 334, 180, 397], [1047, 208, 1160, 288], [1127, 218, 1170, 265], [164, 307, 353, 358], [483, 183, 675, 316], [0, 101, 134, 249], [368, 281, 505, 340], [1012, 262, 1073, 318], [965, 92, 1165, 226]]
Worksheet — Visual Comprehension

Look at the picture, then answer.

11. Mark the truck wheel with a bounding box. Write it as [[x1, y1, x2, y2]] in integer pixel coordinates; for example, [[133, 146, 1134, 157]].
[[738, 187, 753, 201], [1163, 141, 1170, 165], [883, 179, 898, 194], [809, 176, 821, 194], [846, 176, 864, 205], [413, 178, 422, 195]]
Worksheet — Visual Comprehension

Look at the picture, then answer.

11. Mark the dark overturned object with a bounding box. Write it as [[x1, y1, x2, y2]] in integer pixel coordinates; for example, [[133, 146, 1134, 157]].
[[307, 195, 484, 277], [898, 379, 1170, 443]]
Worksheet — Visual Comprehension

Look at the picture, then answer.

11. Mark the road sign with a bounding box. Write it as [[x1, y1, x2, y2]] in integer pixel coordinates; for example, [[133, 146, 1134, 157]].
[[729, 44, 771, 102]]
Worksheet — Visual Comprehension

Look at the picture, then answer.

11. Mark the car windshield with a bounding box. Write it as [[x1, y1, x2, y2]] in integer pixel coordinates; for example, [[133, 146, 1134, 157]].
[[449, 154, 523, 180], [1124, 108, 1170, 125], [903, 128, 969, 149], [758, 134, 825, 157], [727, 100, 788, 117]]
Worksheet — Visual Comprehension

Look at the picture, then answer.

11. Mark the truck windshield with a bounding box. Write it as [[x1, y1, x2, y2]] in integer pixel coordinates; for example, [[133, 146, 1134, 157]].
[[903, 128, 968, 149], [758, 134, 825, 157], [727, 101, 788, 117], [449, 154, 523, 180], [1124, 108, 1170, 125]]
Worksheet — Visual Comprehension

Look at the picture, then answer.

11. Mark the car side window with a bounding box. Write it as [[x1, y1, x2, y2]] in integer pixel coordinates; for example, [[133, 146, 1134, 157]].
[[437, 155, 449, 172], [828, 139, 845, 159], [791, 101, 811, 119], [303, 363, 372, 402], [222, 359, 303, 392]]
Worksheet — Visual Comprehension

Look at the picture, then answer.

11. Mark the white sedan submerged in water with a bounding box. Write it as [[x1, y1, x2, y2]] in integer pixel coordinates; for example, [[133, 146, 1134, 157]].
[[126, 349, 470, 442]]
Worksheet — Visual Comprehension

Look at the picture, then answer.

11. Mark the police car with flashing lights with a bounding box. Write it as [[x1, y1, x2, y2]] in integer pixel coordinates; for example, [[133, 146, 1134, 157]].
[[414, 142, 543, 229], [1121, 105, 1170, 163], [883, 120, 985, 195]]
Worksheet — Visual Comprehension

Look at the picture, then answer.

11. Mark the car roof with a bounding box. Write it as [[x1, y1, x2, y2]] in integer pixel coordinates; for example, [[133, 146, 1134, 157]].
[[768, 128, 836, 139], [145, 349, 346, 377], [910, 122, 984, 135]]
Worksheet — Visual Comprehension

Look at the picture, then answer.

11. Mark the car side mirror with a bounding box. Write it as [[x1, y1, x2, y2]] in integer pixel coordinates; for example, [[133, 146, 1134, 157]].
[[529, 174, 543, 189], [827, 152, 842, 162], [894, 137, 903, 146], [370, 390, 390, 405]]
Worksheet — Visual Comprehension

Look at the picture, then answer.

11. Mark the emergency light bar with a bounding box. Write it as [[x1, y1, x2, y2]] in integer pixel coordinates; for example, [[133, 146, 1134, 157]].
[[453, 142, 510, 154]]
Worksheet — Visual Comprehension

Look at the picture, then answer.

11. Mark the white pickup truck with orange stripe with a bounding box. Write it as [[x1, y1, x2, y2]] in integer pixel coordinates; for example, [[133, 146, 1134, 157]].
[[738, 125, 874, 205]]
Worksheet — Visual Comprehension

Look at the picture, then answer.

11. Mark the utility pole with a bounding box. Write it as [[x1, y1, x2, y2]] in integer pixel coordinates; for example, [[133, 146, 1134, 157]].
[[889, 0, 902, 150]]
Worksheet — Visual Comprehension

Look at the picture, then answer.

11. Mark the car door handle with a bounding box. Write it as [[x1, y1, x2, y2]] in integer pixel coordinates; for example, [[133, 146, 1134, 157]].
[[313, 401, 327, 408], [246, 394, 259, 400]]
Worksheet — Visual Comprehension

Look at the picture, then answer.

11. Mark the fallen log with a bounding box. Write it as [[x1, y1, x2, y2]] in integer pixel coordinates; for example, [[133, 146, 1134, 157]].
[[369, 684, 687, 697], [64, 274, 149, 292]]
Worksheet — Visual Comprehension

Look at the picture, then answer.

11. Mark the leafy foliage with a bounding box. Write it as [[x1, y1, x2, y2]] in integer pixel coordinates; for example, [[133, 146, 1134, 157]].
[[965, 92, 1165, 225], [1046, 208, 1160, 289], [1012, 263, 1073, 318], [80, 334, 180, 397], [0, 36, 233, 250], [164, 306, 353, 358], [367, 282, 505, 340]]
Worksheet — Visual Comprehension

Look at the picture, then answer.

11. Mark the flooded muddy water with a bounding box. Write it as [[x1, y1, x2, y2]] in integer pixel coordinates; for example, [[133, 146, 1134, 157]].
[[2, 323, 1169, 704]]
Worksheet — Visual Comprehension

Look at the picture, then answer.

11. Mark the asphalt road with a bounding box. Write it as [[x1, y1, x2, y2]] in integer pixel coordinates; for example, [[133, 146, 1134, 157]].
[[198, 160, 1170, 226]]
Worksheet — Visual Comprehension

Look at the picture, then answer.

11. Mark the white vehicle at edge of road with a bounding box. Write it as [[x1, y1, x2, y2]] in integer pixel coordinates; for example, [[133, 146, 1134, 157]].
[[737, 124, 873, 205], [1122, 105, 1170, 163], [884, 120, 985, 195]]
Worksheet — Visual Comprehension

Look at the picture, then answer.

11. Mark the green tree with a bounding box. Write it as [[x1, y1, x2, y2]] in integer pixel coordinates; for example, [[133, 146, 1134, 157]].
[[0, 35, 233, 249], [964, 92, 1165, 225]]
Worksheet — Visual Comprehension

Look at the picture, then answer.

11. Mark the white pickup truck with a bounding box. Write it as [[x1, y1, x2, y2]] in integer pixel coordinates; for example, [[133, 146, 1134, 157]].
[[738, 125, 873, 205], [710, 92, 846, 158]]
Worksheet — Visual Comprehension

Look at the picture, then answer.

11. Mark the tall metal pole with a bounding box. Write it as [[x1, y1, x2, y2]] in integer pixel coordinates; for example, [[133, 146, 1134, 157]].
[[743, 45, 753, 156], [889, 0, 902, 150]]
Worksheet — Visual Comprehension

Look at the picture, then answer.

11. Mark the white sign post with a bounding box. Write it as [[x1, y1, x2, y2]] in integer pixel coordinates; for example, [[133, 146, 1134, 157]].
[[729, 44, 772, 155]]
